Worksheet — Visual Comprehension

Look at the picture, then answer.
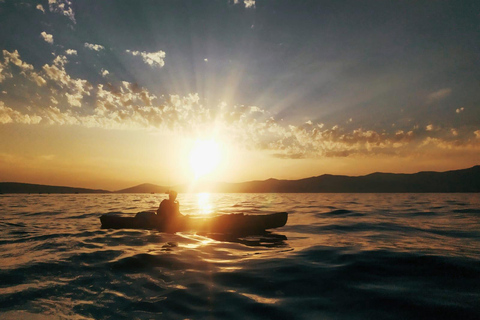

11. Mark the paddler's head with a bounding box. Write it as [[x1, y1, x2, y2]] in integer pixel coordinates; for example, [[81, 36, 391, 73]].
[[166, 190, 177, 201]]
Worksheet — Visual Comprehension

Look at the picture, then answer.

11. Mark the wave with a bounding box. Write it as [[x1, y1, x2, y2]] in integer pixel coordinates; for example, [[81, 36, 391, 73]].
[[1, 193, 479, 319], [316, 209, 365, 217], [453, 208, 480, 214], [23, 211, 63, 216]]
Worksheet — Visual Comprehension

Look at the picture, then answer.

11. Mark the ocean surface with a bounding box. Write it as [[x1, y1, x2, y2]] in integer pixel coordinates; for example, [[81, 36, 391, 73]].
[[0, 193, 479, 320]]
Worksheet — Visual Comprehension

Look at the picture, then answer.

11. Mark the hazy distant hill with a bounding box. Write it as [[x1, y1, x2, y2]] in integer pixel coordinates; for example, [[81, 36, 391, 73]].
[[2, 166, 479, 194], [113, 165, 480, 193], [215, 165, 480, 193], [115, 183, 169, 193], [212, 165, 480, 193], [0, 182, 110, 194]]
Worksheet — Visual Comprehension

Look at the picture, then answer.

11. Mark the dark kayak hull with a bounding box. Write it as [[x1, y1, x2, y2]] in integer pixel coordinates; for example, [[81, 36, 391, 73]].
[[100, 212, 288, 234]]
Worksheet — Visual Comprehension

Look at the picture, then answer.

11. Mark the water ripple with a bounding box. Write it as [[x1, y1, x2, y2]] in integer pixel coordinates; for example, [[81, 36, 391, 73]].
[[0, 193, 479, 319]]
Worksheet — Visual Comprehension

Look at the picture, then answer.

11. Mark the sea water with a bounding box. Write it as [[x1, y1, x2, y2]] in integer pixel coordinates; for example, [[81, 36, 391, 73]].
[[0, 193, 479, 319]]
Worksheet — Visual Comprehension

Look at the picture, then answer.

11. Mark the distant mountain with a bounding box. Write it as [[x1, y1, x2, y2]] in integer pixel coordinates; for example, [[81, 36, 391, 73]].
[[2, 166, 479, 194], [212, 165, 480, 193], [115, 183, 169, 193], [0, 182, 110, 194], [113, 165, 480, 193]]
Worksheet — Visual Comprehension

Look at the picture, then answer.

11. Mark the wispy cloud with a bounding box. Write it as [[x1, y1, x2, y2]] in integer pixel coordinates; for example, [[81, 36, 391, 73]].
[[126, 50, 166, 68], [426, 88, 452, 104], [48, 0, 76, 24], [84, 43, 105, 51], [40, 31, 54, 44]]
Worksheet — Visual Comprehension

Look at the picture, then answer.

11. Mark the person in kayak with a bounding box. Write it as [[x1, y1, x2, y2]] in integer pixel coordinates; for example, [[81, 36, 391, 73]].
[[156, 190, 182, 223]]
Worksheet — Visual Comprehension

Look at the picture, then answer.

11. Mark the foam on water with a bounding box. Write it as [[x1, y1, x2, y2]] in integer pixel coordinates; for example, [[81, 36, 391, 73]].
[[1, 193, 479, 319]]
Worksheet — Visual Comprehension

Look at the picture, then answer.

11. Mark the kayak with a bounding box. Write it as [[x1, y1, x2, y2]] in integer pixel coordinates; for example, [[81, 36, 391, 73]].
[[100, 211, 288, 234]]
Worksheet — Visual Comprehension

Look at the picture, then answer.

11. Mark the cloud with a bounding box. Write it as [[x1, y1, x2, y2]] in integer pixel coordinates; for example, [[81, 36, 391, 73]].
[[426, 88, 452, 104], [0, 50, 46, 85], [84, 43, 105, 51], [65, 49, 77, 55], [1, 50, 90, 106], [244, 0, 256, 8], [30, 71, 47, 86], [265, 125, 415, 158], [2, 50, 33, 73], [65, 92, 83, 108], [0, 58, 13, 83], [234, 0, 256, 8], [0, 101, 42, 124], [40, 32, 54, 44], [95, 81, 158, 114], [2, 78, 476, 158], [36, 4, 45, 13], [420, 136, 480, 151], [126, 50, 166, 68], [2, 50, 478, 160], [42, 55, 92, 107], [48, 0, 76, 24], [41, 105, 80, 125]]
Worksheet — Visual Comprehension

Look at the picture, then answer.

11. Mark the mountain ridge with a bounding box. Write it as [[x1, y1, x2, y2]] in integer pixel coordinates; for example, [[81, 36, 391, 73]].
[[1, 165, 479, 194], [115, 183, 170, 194], [0, 182, 110, 194]]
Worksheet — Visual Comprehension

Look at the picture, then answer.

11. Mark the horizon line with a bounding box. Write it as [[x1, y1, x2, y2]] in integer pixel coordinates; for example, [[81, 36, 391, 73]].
[[1, 164, 478, 192]]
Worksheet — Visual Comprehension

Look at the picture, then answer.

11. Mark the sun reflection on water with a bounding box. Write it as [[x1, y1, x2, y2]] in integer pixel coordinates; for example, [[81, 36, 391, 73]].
[[177, 233, 216, 249], [228, 290, 281, 304], [197, 192, 214, 216]]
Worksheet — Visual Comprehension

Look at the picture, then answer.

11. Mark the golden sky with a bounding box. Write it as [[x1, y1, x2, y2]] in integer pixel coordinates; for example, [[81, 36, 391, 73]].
[[0, 1, 479, 190]]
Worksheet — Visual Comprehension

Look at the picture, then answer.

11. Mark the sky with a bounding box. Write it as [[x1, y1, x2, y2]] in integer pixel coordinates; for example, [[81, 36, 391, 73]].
[[0, 0, 479, 190]]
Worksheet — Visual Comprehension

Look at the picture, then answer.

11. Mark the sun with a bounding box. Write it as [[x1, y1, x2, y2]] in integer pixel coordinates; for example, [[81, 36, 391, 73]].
[[189, 139, 221, 179]]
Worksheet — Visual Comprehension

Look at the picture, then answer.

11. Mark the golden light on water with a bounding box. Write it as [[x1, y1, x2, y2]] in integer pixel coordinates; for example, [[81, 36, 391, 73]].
[[177, 233, 216, 249], [197, 192, 214, 215]]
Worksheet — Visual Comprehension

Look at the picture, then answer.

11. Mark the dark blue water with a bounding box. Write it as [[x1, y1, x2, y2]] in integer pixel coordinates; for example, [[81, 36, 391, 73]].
[[1, 193, 479, 319]]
